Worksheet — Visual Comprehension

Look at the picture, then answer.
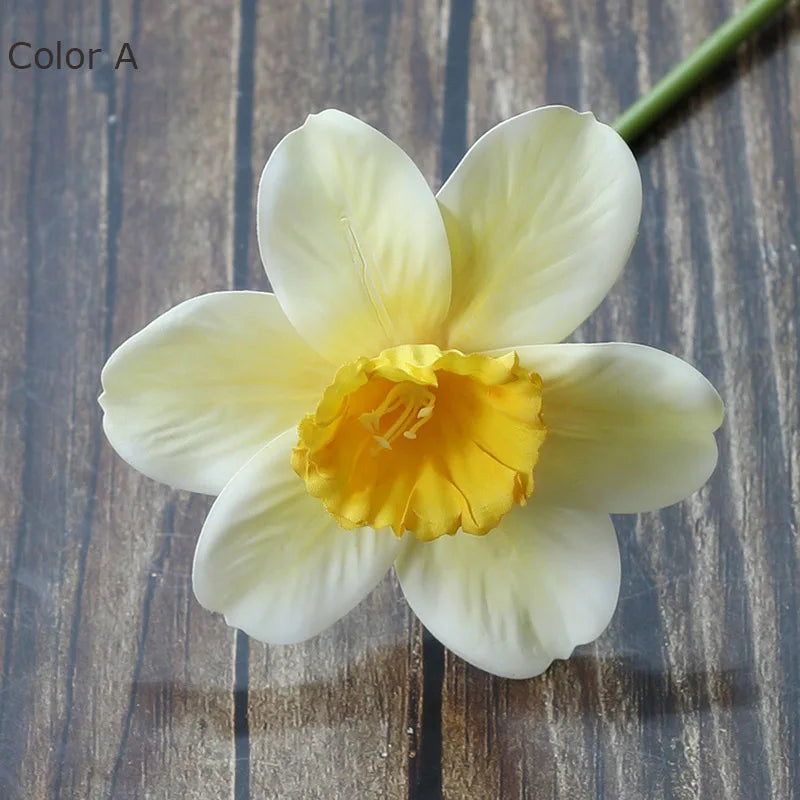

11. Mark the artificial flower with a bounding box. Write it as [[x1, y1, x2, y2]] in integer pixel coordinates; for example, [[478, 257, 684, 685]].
[[99, 106, 723, 678]]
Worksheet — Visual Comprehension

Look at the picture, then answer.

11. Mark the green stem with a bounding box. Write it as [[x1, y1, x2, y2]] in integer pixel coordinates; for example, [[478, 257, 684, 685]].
[[613, 0, 790, 143]]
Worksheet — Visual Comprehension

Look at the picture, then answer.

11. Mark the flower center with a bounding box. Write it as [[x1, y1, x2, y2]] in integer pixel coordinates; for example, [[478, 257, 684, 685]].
[[359, 381, 436, 450], [292, 344, 547, 541]]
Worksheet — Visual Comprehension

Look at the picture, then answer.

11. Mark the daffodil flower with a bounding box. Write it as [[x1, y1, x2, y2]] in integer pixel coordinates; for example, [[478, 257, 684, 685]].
[[99, 106, 724, 679]]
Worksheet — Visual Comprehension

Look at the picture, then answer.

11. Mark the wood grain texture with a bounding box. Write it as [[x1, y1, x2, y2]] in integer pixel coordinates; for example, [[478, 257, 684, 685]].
[[1, 1, 240, 797], [1, 1, 798, 799]]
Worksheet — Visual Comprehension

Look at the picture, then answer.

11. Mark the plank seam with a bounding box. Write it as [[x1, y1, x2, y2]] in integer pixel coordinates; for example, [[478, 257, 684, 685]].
[[231, 0, 257, 797], [409, 1, 475, 797]]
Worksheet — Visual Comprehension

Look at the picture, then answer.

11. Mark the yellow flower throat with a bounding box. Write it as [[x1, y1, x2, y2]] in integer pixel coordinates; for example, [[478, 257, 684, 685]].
[[292, 344, 547, 541]]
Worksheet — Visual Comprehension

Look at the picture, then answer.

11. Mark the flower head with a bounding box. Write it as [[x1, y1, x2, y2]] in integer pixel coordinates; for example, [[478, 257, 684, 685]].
[[99, 107, 724, 678]]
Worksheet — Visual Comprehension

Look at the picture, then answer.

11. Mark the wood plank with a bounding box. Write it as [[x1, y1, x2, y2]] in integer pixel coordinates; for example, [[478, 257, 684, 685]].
[[442, 1, 800, 798], [239, 2, 454, 798], [0, 2, 114, 796], [0, 1, 242, 797], [0, 0, 36, 731]]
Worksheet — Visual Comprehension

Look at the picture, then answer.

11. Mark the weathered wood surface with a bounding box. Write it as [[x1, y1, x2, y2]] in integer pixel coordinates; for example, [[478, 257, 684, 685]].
[[0, 1, 798, 798]]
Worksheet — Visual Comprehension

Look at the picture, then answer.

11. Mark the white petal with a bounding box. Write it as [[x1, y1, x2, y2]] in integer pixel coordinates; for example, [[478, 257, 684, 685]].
[[192, 429, 403, 644], [100, 292, 333, 495], [396, 502, 620, 679], [512, 342, 725, 512], [437, 106, 642, 351], [257, 109, 452, 364]]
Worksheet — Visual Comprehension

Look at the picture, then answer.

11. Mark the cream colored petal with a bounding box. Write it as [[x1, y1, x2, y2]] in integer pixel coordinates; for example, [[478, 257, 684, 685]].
[[511, 343, 725, 512], [192, 430, 403, 644], [437, 106, 642, 352], [257, 109, 452, 364], [100, 292, 333, 495], [396, 502, 620, 679]]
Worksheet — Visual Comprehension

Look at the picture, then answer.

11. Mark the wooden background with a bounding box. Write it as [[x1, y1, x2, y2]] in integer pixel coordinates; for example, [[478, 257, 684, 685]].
[[1, 0, 799, 798]]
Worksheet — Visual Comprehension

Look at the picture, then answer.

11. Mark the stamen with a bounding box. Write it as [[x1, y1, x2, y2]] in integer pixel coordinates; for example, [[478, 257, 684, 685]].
[[380, 403, 419, 445], [359, 384, 406, 431], [359, 383, 437, 451], [403, 414, 432, 440]]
